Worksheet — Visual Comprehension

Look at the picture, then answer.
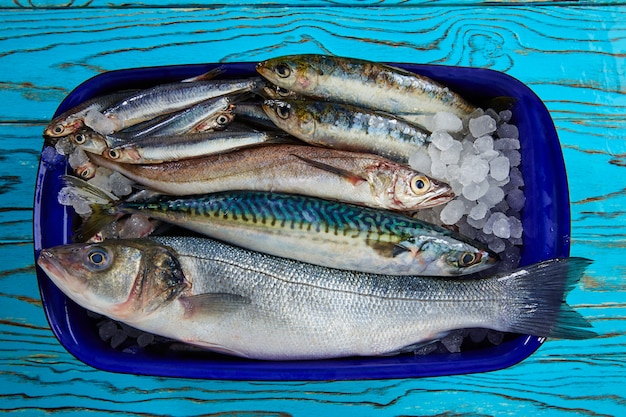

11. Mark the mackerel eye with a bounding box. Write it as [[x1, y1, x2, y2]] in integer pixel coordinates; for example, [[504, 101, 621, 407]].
[[86, 247, 111, 270], [275, 64, 291, 78], [459, 252, 478, 267], [107, 149, 121, 159], [410, 175, 431, 195], [276, 105, 291, 119]]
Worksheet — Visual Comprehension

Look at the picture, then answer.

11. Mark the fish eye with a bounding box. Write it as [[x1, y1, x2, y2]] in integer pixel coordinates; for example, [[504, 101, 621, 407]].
[[276, 104, 291, 119], [78, 165, 95, 179], [459, 252, 478, 267], [73, 133, 86, 144], [86, 247, 111, 270], [53, 125, 65, 134], [275, 64, 291, 78], [410, 175, 431, 195], [107, 149, 121, 159], [216, 114, 230, 125]]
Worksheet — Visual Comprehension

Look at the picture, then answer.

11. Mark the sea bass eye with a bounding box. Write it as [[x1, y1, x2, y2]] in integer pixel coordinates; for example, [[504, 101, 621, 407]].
[[275, 63, 291, 78], [86, 247, 112, 270], [410, 175, 431, 195]]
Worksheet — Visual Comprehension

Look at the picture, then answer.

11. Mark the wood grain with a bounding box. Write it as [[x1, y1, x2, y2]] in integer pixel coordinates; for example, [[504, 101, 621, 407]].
[[0, 3, 624, 416]]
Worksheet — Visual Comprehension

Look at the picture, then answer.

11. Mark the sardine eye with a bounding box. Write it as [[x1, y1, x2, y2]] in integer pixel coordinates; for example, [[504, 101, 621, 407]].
[[216, 114, 230, 126], [87, 247, 111, 270], [410, 175, 431, 195], [78, 165, 95, 179], [459, 252, 478, 267], [276, 105, 291, 119], [275, 64, 291, 78], [53, 125, 65, 134], [107, 149, 121, 159]]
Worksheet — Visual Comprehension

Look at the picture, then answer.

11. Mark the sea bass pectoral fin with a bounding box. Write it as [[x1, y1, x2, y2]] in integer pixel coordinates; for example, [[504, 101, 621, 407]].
[[291, 154, 367, 186], [179, 292, 252, 318]]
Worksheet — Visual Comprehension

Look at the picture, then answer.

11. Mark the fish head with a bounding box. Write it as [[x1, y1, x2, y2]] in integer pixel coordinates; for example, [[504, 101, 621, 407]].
[[74, 161, 98, 180], [366, 162, 455, 211], [44, 116, 84, 140], [262, 100, 317, 137], [194, 110, 236, 132], [37, 240, 188, 321], [396, 236, 499, 275], [104, 145, 141, 164], [69, 128, 108, 155], [256, 56, 319, 93]]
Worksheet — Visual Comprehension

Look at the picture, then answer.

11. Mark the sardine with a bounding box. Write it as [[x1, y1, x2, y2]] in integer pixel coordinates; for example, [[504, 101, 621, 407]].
[[71, 179, 495, 275], [90, 77, 264, 134], [68, 127, 126, 155], [87, 144, 454, 211], [37, 236, 596, 360], [256, 54, 477, 120], [262, 99, 431, 164], [102, 130, 286, 164]]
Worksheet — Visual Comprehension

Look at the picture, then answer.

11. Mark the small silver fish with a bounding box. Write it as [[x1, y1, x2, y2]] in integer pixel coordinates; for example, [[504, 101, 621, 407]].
[[37, 236, 596, 360]]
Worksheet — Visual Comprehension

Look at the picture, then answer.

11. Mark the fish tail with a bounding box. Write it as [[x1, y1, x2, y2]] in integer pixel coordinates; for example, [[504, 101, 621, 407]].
[[61, 176, 120, 241], [502, 257, 596, 340]]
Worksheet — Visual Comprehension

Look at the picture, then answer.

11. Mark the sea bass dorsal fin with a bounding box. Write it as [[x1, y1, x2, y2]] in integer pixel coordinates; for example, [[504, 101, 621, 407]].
[[180, 292, 251, 318], [291, 154, 367, 186]]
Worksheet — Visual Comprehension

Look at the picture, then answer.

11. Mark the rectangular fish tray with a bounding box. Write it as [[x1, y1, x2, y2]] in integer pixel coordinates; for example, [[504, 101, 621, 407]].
[[33, 61, 570, 381]]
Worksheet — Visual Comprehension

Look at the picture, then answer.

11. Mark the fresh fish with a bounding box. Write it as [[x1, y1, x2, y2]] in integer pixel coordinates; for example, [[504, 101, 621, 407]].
[[233, 101, 280, 130], [102, 130, 286, 164], [119, 95, 237, 139], [43, 90, 139, 142], [256, 54, 477, 120], [68, 127, 126, 155], [88, 77, 264, 134], [37, 236, 596, 360], [70, 178, 495, 275], [87, 144, 454, 211], [262, 99, 431, 164]]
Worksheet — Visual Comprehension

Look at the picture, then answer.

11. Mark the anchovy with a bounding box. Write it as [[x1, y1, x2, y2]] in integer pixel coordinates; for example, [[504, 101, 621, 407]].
[[68, 127, 126, 155], [102, 130, 285, 164], [89, 77, 264, 134], [256, 54, 477, 120], [87, 144, 454, 211], [71, 180, 495, 275], [37, 236, 596, 360], [263, 99, 431, 164]]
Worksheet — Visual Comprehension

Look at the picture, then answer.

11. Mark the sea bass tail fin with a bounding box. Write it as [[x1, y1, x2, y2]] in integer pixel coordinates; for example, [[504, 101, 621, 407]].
[[503, 257, 597, 340]]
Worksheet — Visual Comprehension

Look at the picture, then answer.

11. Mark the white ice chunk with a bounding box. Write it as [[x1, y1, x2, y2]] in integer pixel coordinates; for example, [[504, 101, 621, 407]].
[[492, 217, 511, 239], [508, 216, 523, 239], [468, 115, 497, 138], [431, 130, 455, 151], [68, 147, 89, 169], [469, 201, 489, 220], [488, 236, 506, 253], [109, 171, 133, 197], [432, 112, 463, 133], [494, 137, 520, 150], [440, 140, 463, 165], [409, 151, 432, 174], [431, 161, 447, 179], [84, 109, 117, 135], [489, 156, 510, 181], [440, 199, 466, 225], [496, 123, 519, 139], [473, 135, 493, 154], [498, 109, 512, 122], [462, 179, 489, 201], [506, 188, 526, 212], [460, 155, 489, 184], [54, 137, 74, 156], [480, 183, 505, 207]]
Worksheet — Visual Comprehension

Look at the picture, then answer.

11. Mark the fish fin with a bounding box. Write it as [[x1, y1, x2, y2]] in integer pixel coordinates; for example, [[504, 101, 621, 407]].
[[502, 257, 597, 340], [182, 66, 226, 82], [291, 154, 367, 186], [485, 96, 518, 112], [180, 292, 251, 318], [61, 175, 119, 203]]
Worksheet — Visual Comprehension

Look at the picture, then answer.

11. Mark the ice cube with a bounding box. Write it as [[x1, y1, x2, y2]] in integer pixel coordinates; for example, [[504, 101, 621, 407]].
[[498, 109, 512, 122], [462, 179, 489, 201], [432, 112, 463, 132], [492, 217, 511, 239], [468, 115, 497, 138], [440, 199, 466, 225], [440, 140, 463, 165], [441, 330, 464, 353], [460, 155, 489, 184], [503, 149, 521, 167], [84, 109, 116, 135], [488, 236, 506, 253], [489, 156, 510, 182], [494, 138, 520, 150], [508, 216, 523, 239], [409, 151, 432, 174], [473, 135, 493, 154], [68, 147, 89, 169], [431, 130, 455, 151], [469, 201, 489, 220], [54, 136, 75, 156], [480, 183, 505, 207], [496, 123, 519, 139], [506, 188, 526, 212]]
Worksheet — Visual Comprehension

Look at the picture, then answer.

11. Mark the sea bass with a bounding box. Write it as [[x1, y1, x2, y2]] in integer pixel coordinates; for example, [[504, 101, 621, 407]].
[[87, 144, 454, 211], [256, 54, 477, 120], [262, 99, 431, 164], [37, 236, 596, 360], [71, 179, 494, 275]]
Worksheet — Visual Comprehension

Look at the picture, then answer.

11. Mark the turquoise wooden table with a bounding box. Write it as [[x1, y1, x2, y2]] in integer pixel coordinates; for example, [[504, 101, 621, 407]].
[[1, 1, 624, 415]]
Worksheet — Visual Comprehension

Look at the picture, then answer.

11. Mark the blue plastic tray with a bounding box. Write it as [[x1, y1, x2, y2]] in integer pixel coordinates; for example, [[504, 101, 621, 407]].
[[33, 62, 569, 381]]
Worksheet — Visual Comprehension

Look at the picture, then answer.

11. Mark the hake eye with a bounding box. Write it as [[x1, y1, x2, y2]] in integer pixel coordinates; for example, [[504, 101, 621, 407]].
[[459, 252, 478, 267], [87, 247, 111, 270], [410, 175, 430, 195], [275, 63, 291, 78]]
